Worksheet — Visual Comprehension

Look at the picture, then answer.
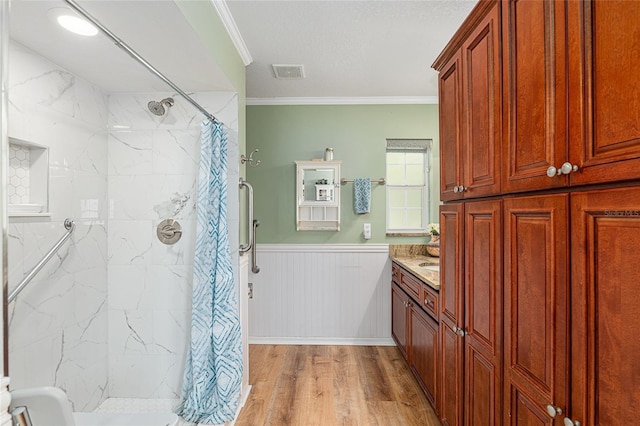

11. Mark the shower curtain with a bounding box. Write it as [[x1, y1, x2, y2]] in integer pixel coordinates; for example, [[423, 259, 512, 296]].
[[177, 120, 242, 423]]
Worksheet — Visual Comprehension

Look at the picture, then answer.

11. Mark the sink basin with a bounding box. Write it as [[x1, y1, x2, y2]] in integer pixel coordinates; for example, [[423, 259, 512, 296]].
[[418, 262, 439, 271]]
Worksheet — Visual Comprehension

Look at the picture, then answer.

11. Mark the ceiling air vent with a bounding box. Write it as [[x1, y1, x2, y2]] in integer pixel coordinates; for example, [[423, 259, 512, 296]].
[[272, 64, 305, 79]]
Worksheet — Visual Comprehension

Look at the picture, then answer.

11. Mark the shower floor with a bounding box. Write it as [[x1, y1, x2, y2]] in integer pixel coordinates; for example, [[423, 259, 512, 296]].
[[91, 398, 196, 426], [95, 398, 180, 414]]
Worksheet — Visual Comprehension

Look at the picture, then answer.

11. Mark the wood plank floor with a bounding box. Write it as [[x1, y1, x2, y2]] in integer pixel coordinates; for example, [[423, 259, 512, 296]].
[[235, 345, 441, 426]]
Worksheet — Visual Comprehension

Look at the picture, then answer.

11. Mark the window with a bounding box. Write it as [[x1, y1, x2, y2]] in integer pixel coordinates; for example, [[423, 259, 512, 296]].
[[386, 139, 432, 234]]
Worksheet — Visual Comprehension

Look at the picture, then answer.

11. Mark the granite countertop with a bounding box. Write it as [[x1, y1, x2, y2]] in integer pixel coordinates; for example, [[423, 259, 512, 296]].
[[389, 244, 440, 290]]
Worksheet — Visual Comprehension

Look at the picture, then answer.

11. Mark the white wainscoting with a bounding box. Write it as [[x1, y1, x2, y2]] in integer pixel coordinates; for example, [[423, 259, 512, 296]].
[[248, 244, 394, 345]]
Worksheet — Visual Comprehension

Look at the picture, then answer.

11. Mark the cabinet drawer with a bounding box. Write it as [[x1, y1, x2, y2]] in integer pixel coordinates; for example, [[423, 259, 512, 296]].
[[422, 284, 439, 320], [392, 263, 401, 284], [400, 270, 422, 301]]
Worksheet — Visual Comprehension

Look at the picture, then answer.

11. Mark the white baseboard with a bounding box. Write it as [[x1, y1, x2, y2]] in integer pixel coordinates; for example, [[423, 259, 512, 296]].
[[248, 336, 395, 346]]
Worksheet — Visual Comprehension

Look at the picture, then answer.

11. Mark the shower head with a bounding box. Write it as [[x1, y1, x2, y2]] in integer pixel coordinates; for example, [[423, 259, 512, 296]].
[[147, 97, 174, 116]]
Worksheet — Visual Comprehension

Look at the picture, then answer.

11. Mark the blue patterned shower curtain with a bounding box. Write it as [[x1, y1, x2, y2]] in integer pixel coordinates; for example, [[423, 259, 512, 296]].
[[177, 120, 242, 423]]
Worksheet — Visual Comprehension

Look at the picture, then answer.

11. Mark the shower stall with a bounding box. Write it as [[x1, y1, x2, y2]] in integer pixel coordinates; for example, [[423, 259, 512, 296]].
[[1, 0, 248, 421]]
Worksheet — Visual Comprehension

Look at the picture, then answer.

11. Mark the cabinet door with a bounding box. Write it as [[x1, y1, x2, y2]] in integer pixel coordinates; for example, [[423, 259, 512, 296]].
[[570, 188, 640, 425], [410, 305, 439, 409], [464, 199, 502, 426], [567, 0, 640, 186], [461, 2, 501, 199], [439, 51, 464, 201], [502, 0, 568, 193], [439, 203, 465, 425], [392, 282, 410, 359], [503, 195, 569, 426]]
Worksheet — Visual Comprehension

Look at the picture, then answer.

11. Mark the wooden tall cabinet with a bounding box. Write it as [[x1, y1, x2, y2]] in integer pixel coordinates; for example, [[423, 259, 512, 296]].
[[435, 1, 640, 425], [437, 1, 501, 201], [438, 199, 502, 426]]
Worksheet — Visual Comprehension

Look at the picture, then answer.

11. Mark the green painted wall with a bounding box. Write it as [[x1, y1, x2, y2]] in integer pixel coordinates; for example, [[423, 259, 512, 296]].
[[246, 104, 440, 244], [175, 0, 246, 165]]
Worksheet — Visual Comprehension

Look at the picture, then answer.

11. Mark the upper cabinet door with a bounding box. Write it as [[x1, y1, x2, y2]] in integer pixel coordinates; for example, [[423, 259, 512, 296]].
[[461, 3, 502, 199], [438, 2, 502, 201], [502, 0, 568, 193], [439, 51, 464, 201], [567, 0, 640, 186]]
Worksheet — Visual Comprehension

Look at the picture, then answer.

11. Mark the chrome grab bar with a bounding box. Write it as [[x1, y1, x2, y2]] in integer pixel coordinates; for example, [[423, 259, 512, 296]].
[[251, 219, 260, 273], [8, 218, 76, 303], [239, 178, 254, 254]]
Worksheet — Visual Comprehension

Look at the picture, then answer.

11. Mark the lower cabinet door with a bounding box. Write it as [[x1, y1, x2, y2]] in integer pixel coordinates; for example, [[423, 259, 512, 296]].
[[392, 283, 409, 359], [503, 194, 569, 426], [410, 305, 439, 409], [439, 319, 464, 426], [570, 187, 640, 425]]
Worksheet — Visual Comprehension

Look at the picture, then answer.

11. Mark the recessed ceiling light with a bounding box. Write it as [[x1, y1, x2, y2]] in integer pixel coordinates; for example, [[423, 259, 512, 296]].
[[48, 8, 98, 37]]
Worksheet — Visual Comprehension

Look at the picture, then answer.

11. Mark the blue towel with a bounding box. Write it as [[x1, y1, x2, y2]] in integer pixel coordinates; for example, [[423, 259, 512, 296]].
[[354, 178, 371, 214]]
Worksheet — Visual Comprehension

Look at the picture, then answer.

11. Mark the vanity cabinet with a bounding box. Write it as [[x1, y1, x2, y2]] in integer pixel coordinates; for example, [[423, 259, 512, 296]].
[[435, 0, 501, 201], [295, 161, 341, 231], [391, 263, 440, 412], [503, 0, 640, 193], [438, 199, 503, 426]]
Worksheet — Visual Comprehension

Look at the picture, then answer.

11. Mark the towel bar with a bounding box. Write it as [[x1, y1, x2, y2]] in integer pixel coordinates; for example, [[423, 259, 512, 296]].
[[340, 178, 386, 185]]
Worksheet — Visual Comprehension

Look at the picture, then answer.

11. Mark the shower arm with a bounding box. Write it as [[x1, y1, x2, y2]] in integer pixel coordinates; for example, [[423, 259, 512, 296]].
[[8, 219, 76, 304], [63, 0, 220, 125]]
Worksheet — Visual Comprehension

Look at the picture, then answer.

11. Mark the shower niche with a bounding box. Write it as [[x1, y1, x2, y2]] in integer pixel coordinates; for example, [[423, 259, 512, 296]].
[[8, 137, 50, 217], [295, 160, 341, 231]]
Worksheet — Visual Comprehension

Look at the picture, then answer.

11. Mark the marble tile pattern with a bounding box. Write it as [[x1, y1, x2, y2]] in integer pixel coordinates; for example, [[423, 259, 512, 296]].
[[7, 41, 109, 412], [107, 92, 239, 399], [7, 40, 240, 410]]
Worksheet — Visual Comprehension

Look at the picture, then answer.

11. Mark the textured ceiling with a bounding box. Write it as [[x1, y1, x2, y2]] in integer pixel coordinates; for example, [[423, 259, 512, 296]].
[[8, 0, 477, 100], [227, 0, 478, 100]]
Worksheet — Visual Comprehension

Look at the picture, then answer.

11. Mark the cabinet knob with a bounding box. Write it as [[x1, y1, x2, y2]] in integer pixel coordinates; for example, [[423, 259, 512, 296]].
[[563, 417, 581, 426], [547, 162, 579, 178], [459, 185, 468, 192], [453, 186, 460, 193], [546, 404, 563, 418], [456, 328, 467, 337], [560, 162, 579, 175]]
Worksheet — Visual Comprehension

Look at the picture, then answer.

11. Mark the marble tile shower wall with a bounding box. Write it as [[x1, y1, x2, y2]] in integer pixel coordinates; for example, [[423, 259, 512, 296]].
[[7, 41, 109, 411], [107, 92, 239, 399], [7, 41, 240, 408]]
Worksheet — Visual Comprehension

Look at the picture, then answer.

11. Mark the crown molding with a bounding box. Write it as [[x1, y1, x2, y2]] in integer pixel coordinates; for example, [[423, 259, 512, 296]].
[[210, 0, 253, 66], [246, 96, 438, 106]]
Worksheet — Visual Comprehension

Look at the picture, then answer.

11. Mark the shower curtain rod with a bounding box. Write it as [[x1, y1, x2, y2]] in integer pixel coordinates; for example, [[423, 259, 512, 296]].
[[63, 0, 221, 125]]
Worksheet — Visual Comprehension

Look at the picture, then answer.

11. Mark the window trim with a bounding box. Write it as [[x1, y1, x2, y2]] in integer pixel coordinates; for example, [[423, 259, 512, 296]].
[[385, 139, 432, 234]]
